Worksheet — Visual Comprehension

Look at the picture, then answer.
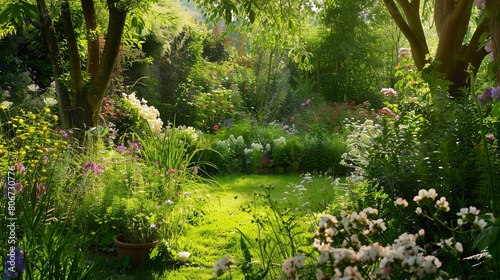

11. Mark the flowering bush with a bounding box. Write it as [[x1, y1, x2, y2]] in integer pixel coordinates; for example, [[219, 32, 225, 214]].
[[288, 94, 378, 135]]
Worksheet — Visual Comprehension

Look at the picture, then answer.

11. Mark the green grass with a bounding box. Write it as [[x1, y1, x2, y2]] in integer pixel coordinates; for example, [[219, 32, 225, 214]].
[[94, 174, 348, 279]]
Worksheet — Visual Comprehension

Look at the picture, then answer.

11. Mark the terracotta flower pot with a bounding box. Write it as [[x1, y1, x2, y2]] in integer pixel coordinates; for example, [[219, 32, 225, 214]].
[[114, 235, 159, 265]]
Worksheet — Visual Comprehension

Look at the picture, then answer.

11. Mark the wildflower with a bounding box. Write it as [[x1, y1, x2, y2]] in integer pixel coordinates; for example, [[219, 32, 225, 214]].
[[435, 197, 450, 212], [165, 200, 173, 205], [43, 97, 58, 107], [394, 197, 408, 207], [413, 188, 438, 203], [282, 258, 296, 278], [0, 101, 13, 110], [475, 0, 486, 9], [293, 253, 306, 268], [176, 251, 190, 263], [167, 169, 176, 174], [398, 47, 411, 59], [478, 86, 493, 105], [306, 99, 311, 105], [213, 125, 219, 131], [36, 183, 46, 198], [473, 216, 487, 231], [150, 224, 157, 230], [213, 254, 234, 277], [317, 248, 331, 264], [380, 88, 398, 97]]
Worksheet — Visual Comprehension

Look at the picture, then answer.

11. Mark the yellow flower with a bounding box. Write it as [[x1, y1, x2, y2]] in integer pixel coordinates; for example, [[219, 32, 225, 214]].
[[45, 108, 50, 113], [21, 151, 26, 155], [24, 145, 30, 150]]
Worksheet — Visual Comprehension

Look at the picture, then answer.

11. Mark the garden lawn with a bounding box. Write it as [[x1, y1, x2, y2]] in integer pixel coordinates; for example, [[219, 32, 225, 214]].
[[162, 174, 347, 279]]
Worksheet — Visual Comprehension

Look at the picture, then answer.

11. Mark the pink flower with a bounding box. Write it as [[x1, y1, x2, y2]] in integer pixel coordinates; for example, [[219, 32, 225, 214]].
[[475, 0, 486, 9], [290, 117, 295, 123], [213, 125, 219, 131], [306, 99, 311, 105]]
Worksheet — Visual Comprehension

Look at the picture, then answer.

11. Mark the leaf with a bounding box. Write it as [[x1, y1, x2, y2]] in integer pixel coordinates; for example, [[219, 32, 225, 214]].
[[472, 224, 500, 251], [249, 9, 255, 23], [492, 102, 500, 118]]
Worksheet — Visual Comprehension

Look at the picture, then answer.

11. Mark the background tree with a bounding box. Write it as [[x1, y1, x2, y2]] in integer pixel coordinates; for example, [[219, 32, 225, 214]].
[[311, 0, 397, 104]]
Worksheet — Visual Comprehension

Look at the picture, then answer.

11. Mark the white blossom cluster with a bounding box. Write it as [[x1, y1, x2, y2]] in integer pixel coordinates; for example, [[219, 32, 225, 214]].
[[122, 92, 163, 134], [216, 134, 245, 152], [43, 97, 58, 107], [0, 100, 13, 109], [302, 188, 491, 280], [273, 136, 287, 148], [340, 119, 382, 177]]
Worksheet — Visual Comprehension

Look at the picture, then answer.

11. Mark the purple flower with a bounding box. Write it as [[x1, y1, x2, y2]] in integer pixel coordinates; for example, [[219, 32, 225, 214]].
[[478, 86, 493, 105], [492, 86, 500, 102], [3, 247, 24, 278], [150, 224, 157, 230]]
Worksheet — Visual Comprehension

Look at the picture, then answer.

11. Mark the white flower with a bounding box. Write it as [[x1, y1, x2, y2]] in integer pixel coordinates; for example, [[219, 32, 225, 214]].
[[474, 216, 487, 231], [394, 197, 409, 207], [213, 254, 234, 277], [43, 97, 58, 107], [0, 101, 13, 109], [414, 188, 438, 203], [176, 251, 190, 262], [293, 253, 306, 268], [435, 197, 450, 212]]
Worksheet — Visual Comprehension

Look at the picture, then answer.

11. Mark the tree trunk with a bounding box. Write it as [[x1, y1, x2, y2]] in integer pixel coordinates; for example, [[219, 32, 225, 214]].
[[37, 0, 129, 130], [81, 4, 127, 128], [36, 0, 72, 129], [383, 0, 489, 98]]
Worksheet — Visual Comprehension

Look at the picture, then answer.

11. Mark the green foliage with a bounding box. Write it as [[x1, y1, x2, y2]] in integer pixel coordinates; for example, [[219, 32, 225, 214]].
[[308, 0, 394, 104]]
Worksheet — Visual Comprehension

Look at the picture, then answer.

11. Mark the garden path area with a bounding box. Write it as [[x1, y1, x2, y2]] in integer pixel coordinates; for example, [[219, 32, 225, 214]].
[[112, 174, 345, 279]]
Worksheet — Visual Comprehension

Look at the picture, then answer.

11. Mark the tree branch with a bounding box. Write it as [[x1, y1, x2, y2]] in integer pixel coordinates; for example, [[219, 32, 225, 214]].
[[87, 4, 127, 125], [81, 0, 100, 80], [61, 0, 83, 97], [384, 0, 429, 70]]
